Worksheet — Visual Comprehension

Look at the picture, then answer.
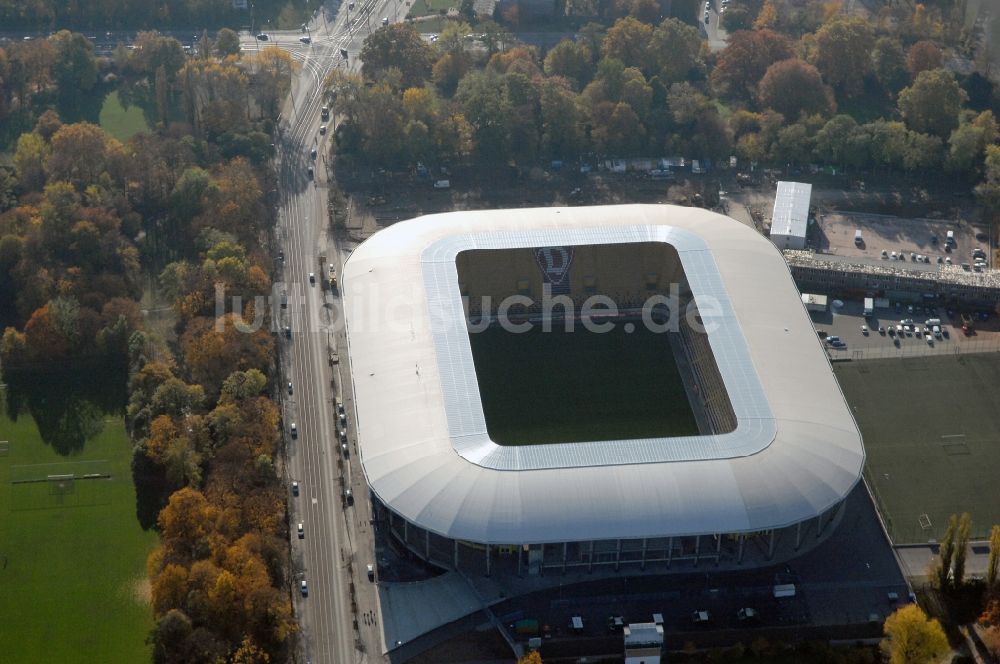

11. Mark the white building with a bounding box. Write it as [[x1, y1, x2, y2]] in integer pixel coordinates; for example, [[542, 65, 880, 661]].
[[341, 204, 864, 576], [770, 181, 812, 250], [624, 622, 664, 664]]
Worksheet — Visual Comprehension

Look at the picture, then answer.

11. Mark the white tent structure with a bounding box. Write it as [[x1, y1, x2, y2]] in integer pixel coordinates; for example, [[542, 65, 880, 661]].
[[342, 204, 864, 574], [770, 181, 812, 250]]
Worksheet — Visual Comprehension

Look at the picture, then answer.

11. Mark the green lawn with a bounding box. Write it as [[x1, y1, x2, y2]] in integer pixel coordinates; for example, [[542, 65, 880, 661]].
[[407, 0, 455, 19], [834, 353, 1000, 544], [0, 399, 157, 663], [469, 324, 698, 445], [99, 90, 150, 141]]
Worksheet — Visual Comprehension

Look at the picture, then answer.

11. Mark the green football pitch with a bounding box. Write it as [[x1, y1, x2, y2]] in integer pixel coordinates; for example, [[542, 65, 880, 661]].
[[0, 398, 157, 663], [834, 353, 1000, 544], [468, 323, 698, 445]]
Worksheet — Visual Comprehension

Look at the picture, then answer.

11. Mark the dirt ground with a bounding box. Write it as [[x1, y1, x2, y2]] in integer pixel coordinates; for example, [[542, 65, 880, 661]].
[[814, 212, 989, 263]]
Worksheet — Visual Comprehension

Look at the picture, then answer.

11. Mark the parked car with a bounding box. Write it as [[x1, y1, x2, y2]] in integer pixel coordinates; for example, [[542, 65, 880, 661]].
[[256, 33, 269, 40], [297, 523, 304, 539], [300, 579, 308, 596], [292, 481, 299, 496], [290, 422, 297, 438], [299, 35, 311, 44], [367, 563, 376, 581]]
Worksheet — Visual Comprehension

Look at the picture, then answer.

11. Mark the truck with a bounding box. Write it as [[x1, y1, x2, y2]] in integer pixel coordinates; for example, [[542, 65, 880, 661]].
[[864, 297, 874, 317], [854, 229, 863, 245], [801, 293, 828, 312], [328, 262, 337, 290]]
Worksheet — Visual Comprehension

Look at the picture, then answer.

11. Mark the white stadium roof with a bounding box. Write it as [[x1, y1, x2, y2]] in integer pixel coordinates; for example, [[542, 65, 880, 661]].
[[342, 205, 864, 545]]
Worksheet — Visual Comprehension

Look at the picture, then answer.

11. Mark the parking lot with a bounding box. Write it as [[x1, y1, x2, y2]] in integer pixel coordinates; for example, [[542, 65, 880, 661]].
[[812, 212, 990, 268], [811, 299, 1000, 360]]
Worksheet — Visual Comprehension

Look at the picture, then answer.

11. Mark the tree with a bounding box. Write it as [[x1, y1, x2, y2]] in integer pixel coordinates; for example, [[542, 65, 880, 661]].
[[953, 512, 972, 588], [601, 17, 653, 70], [898, 69, 967, 137], [871, 37, 908, 94], [865, 119, 908, 169], [988, 525, 1000, 589], [47, 122, 122, 189], [977, 145, 1000, 216], [593, 101, 645, 154], [131, 32, 186, 82], [711, 29, 794, 100], [754, 0, 777, 29], [543, 39, 593, 89], [938, 514, 958, 589], [539, 77, 583, 158], [156, 487, 218, 561], [948, 122, 989, 173], [250, 48, 297, 118], [214, 28, 241, 58], [812, 15, 875, 98], [432, 51, 472, 96], [757, 59, 835, 121], [180, 315, 273, 397], [220, 369, 268, 402], [814, 115, 867, 167], [721, 4, 752, 32], [907, 40, 942, 77], [903, 131, 942, 172], [880, 604, 948, 664], [647, 18, 703, 84], [518, 652, 543, 664], [50, 30, 98, 115], [13, 131, 48, 191], [360, 24, 435, 89], [456, 70, 513, 163]]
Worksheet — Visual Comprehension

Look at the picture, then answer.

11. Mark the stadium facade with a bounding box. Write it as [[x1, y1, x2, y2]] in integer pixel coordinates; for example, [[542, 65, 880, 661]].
[[341, 204, 865, 575]]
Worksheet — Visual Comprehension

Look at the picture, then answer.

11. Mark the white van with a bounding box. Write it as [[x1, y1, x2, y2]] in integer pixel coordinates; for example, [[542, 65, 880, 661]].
[[433, 179, 450, 189]]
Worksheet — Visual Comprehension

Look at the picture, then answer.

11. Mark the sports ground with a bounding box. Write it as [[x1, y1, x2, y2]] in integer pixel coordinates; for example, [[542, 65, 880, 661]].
[[0, 398, 156, 663], [834, 353, 1000, 544], [469, 323, 698, 445]]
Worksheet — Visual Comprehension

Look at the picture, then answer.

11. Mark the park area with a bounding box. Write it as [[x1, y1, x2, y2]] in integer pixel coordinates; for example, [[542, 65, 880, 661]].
[[98, 90, 151, 141], [0, 397, 156, 663], [834, 353, 1000, 545]]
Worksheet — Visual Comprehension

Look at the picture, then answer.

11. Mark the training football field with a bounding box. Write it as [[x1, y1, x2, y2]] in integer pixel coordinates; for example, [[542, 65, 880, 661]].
[[469, 323, 698, 445], [834, 353, 1000, 545], [0, 398, 157, 663]]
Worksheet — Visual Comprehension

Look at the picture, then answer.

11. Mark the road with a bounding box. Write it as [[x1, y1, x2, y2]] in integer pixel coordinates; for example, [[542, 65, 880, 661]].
[[246, 3, 392, 663]]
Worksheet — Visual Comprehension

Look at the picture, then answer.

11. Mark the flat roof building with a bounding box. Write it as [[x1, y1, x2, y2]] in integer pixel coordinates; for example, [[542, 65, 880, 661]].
[[771, 181, 812, 250]]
